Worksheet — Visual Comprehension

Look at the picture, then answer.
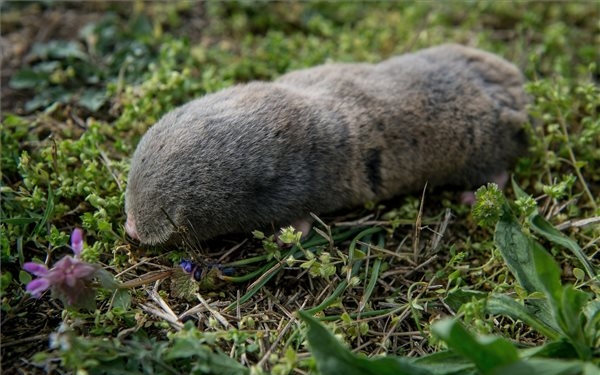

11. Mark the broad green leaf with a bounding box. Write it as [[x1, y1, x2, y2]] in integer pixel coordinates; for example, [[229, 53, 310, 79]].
[[111, 289, 131, 311], [129, 14, 153, 37], [18, 270, 32, 285], [193, 350, 249, 375], [559, 286, 592, 360], [493, 358, 586, 375], [412, 350, 477, 374], [9, 68, 50, 89], [431, 319, 519, 375], [531, 240, 563, 304], [96, 268, 119, 290], [34, 61, 62, 73], [165, 334, 248, 375], [445, 289, 487, 312], [299, 311, 433, 375], [518, 341, 579, 360], [24, 86, 72, 112], [583, 363, 600, 375], [511, 177, 529, 200], [25, 94, 54, 112], [79, 89, 108, 111], [573, 268, 586, 281], [0, 216, 40, 225], [166, 337, 210, 360], [486, 293, 559, 339], [29, 40, 88, 60], [170, 268, 200, 302], [494, 204, 556, 329], [494, 205, 543, 294], [0, 272, 13, 295], [1, 113, 28, 126], [583, 300, 600, 343], [532, 242, 593, 360], [529, 214, 596, 280]]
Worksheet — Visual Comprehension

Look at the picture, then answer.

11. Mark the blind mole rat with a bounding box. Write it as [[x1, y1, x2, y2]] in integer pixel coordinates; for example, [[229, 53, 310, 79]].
[[125, 44, 528, 245]]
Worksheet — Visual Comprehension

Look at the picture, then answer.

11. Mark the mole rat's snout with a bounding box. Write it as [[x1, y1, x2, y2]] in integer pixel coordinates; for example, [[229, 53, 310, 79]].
[[125, 214, 139, 240]]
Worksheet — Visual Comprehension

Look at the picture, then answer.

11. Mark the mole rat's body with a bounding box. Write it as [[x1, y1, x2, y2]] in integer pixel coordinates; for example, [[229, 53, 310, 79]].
[[125, 44, 528, 245]]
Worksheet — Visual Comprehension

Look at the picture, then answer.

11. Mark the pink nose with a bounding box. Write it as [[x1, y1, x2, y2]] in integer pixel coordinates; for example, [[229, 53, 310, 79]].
[[125, 215, 139, 240]]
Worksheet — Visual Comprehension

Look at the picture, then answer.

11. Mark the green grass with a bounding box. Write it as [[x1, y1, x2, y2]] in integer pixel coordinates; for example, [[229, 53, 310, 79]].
[[1, 1, 598, 374]]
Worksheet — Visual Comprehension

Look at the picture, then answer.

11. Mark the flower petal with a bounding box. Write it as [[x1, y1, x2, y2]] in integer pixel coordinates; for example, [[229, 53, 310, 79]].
[[53, 255, 74, 270], [26, 278, 50, 297], [23, 262, 49, 276], [46, 266, 66, 285], [64, 274, 77, 287], [180, 259, 194, 273], [71, 228, 84, 256], [70, 262, 97, 279]]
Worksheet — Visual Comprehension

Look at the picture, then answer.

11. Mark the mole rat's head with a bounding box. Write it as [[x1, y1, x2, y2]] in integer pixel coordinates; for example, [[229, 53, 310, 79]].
[[124, 85, 288, 245], [124, 132, 181, 245], [124, 185, 174, 245], [123, 98, 252, 245], [124, 108, 211, 245]]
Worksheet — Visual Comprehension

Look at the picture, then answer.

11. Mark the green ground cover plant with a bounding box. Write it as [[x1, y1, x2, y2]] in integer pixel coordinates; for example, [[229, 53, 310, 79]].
[[1, 1, 598, 374]]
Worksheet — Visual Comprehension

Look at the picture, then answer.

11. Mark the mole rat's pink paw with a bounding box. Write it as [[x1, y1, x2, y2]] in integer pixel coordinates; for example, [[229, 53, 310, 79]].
[[292, 219, 313, 240], [460, 191, 477, 206], [491, 170, 509, 189], [125, 214, 139, 240]]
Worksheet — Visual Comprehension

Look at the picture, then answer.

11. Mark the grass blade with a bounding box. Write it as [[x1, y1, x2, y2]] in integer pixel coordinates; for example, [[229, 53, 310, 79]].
[[305, 260, 362, 315], [32, 187, 54, 237], [359, 257, 382, 311], [359, 233, 385, 311], [224, 227, 364, 312]]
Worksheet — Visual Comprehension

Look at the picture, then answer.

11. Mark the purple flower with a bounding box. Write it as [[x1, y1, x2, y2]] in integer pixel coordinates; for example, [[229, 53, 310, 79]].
[[23, 228, 99, 310], [23, 262, 50, 297], [23, 262, 49, 276], [25, 277, 51, 298], [71, 228, 84, 256]]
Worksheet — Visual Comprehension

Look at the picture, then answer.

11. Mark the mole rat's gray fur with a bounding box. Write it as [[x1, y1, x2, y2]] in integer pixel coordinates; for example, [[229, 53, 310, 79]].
[[125, 44, 528, 245]]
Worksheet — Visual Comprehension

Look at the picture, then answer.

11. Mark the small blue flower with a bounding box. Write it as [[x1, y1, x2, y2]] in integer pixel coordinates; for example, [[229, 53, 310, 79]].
[[179, 259, 194, 273]]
